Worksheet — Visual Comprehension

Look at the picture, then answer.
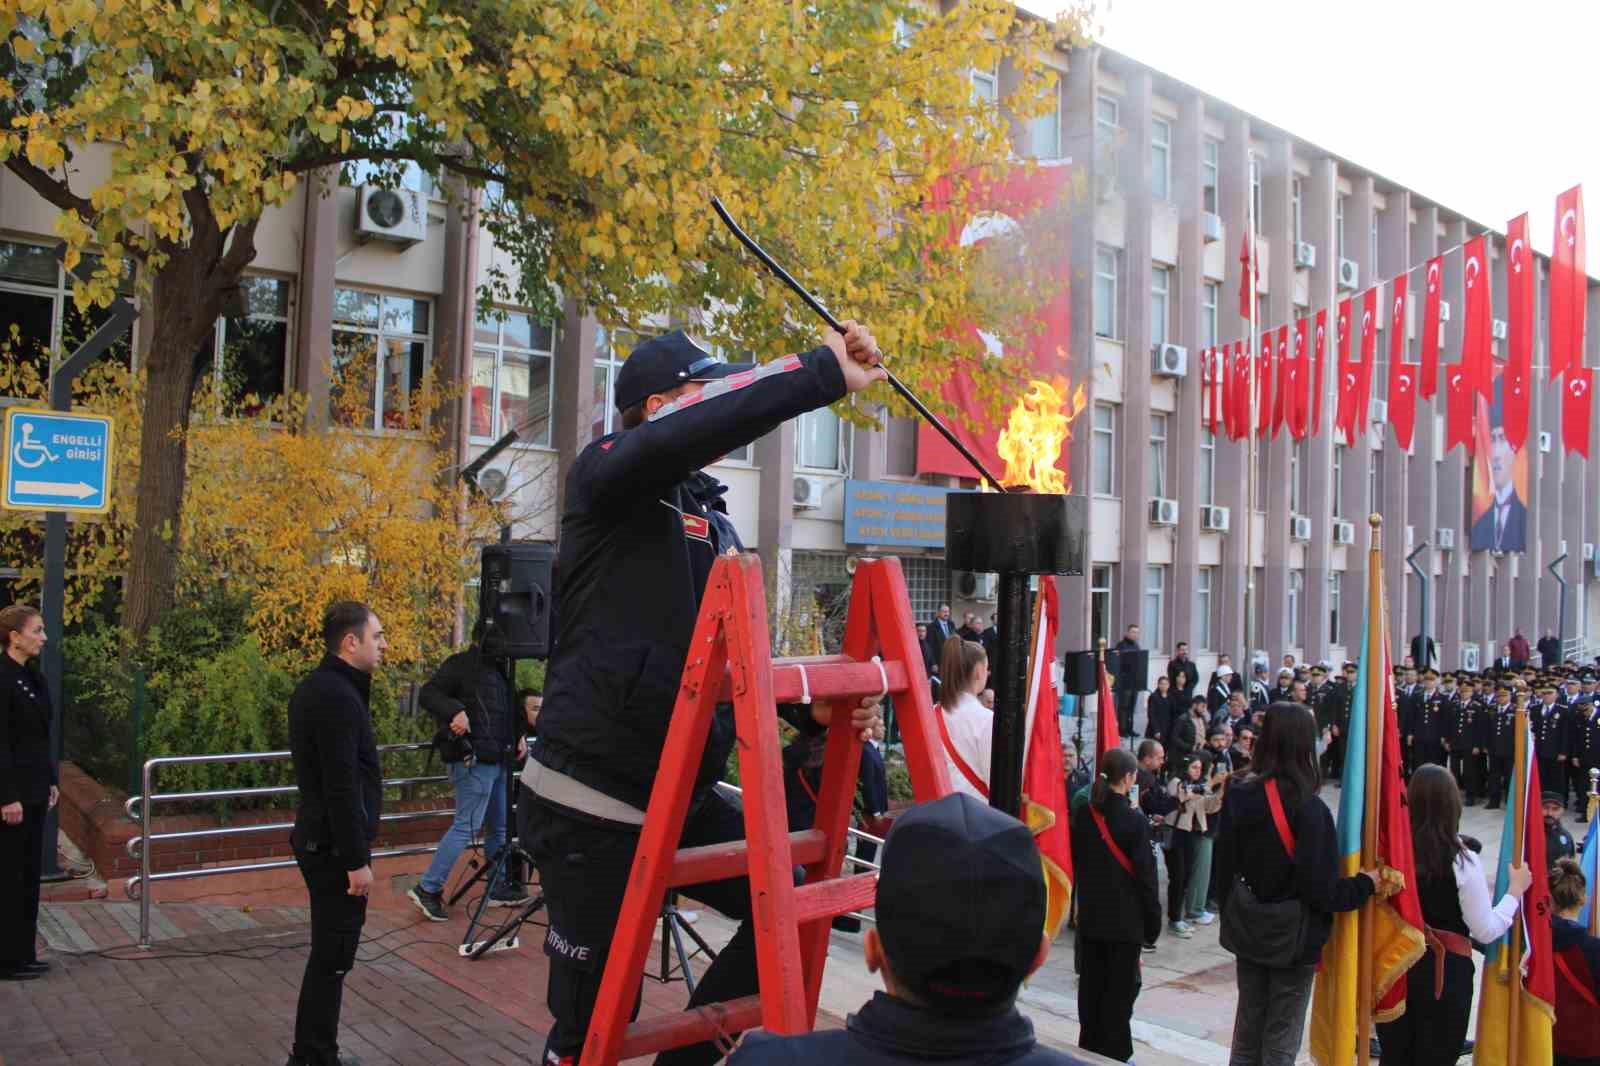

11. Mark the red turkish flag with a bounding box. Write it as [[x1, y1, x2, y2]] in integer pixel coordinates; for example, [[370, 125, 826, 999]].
[[1357, 286, 1379, 435], [1230, 341, 1251, 441], [1335, 297, 1357, 439], [1420, 254, 1443, 398], [1565, 368, 1594, 458], [1445, 363, 1473, 453], [1271, 324, 1290, 438], [1551, 185, 1587, 382], [1502, 214, 1535, 451], [1312, 308, 1329, 436], [1256, 332, 1275, 439], [1291, 317, 1311, 439], [1239, 234, 1258, 319], [1390, 364, 1419, 451], [1461, 235, 1493, 400]]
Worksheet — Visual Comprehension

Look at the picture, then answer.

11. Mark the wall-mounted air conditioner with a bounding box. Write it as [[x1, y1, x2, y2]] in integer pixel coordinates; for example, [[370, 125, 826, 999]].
[[1294, 241, 1317, 270], [1152, 343, 1188, 377], [1583, 543, 1596, 562], [793, 474, 827, 510], [1201, 212, 1224, 244], [1437, 527, 1456, 550], [1337, 258, 1359, 290], [1439, 300, 1452, 322], [1332, 520, 1355, 545], [1290, 514, 1313, 541], [1150, 497, 1180, 526], [1538, 432, 1553, 454], [1200, 505, 1230, 532], [357, 186, 427, 245], [955, 570, 999, 601]]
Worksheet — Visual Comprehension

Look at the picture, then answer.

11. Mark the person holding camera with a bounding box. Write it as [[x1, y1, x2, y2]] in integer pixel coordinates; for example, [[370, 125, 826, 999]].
[[1163, 754, 1223, 939], [408, 625, 528, 921]]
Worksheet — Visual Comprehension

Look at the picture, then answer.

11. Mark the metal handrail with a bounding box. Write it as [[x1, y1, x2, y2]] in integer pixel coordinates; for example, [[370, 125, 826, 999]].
[[128, 742, 446, 947]]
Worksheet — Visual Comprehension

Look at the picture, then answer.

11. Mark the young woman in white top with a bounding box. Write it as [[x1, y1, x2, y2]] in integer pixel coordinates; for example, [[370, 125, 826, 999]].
[[936, 636, 991, 799], [1374, 763, 1532, 1065]]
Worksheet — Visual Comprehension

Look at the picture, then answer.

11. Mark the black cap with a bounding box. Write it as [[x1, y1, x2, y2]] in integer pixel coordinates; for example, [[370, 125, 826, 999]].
[[875, 793, 1045, 1011], [1542, 791, 1565, 807], [612, 331, 750, 413]]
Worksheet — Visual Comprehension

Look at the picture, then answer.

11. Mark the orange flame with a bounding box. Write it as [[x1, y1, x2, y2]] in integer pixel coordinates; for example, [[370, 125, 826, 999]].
[[997, 377, 1087, 494]]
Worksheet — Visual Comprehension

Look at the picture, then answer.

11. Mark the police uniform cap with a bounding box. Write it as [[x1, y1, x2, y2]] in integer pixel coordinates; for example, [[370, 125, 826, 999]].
[[611, 331, 751, 412]]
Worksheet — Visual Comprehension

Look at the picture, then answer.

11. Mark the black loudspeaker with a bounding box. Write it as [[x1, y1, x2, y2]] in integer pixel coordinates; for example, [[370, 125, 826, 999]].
[[1063, 651, 1099, 696], [479, 542, 556, 659]]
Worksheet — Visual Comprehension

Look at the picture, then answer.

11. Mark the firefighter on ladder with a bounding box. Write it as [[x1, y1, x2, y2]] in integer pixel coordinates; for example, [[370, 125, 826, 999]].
[[520, 325, 888, 1066]]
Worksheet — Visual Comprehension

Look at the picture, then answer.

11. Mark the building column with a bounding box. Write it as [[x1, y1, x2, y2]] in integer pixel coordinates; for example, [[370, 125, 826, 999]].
[[1337, 176, 1376, 646], [756, 423, 797, 647], [1407, 205, 1442, 665], [1259, 137, 1293, 658], [551, 300, 598, 519], [1302, 158, 1339, 666], [1377, 189, 1411, 654], [294, 168, 339, 427], [1215, 113, 1252, 663], [437, 179, 477, 488], [1170, 92, 1204, 652], [1534, 262, 1564, 642], [1116, 69, 1155, 651], [1437, 219, 1470, 666]]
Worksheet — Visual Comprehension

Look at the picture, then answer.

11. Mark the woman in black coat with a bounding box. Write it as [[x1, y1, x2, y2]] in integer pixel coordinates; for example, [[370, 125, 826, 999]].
[[1070, 746, 1161, 1062], [0, 604, 57, 981], [1144, 674, 1178, 745]]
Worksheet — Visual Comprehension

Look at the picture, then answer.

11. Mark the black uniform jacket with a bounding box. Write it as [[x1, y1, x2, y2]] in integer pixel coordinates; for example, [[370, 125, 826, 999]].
[[532, 347, 846, 812], [0, 654, 55, 806], [289, 655, 381, 870], [420, 646, 515, 764], [1070, 792, 1162, 946], [730, 992, 1094, 1066], [1214, 775, 1375, 966]]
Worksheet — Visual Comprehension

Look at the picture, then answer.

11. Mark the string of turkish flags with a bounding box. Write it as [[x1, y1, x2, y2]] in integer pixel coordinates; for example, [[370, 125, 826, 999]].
[[1198, 185, 1592, 460]]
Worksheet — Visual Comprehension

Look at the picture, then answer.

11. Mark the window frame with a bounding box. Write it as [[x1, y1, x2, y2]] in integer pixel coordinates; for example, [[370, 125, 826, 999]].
[[1150, 116, 1172, 201], [1090, 564, 1115, 648], [1094, 245, 1120, 340], [1328, 571, 1343, 646], [1091, 403, 1117, 497], [1028, 74, 1063, 160], [470, 308, 557, 449], [1143, 564, 1166, 653], [795, 406, 850, 474], [1292, 178, 1304, 247], [0, 238, 139, 377], [1202, 282, 1219, 348], [1201, 139, 1221, 215], [1148, 411, 1169, 500], [1287, 570, 1303, 649], [1199, 428, 1217, 506], [330, 286, 433, 431], [1249, 156, 1263, 233], [1195, 566, 1215, 651], [1150, 265, 1171, 349], [1332, 445, 1346, 517]]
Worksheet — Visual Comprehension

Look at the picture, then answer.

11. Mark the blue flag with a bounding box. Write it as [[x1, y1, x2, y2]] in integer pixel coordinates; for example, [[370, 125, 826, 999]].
[[1581, 816, 1599, 931]]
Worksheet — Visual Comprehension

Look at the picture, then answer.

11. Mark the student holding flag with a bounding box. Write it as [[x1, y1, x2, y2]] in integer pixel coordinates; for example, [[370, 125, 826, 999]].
[[1373, 765, 1530, 1065]]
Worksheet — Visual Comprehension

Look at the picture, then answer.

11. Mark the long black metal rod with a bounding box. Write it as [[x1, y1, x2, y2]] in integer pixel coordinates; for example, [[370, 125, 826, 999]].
[[709, 197, 1006, 492], [988, 573, 1031, 817]]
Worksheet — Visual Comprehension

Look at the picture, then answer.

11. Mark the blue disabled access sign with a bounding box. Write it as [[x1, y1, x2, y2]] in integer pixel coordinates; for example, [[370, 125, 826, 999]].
[[3, 408, 115, 514]]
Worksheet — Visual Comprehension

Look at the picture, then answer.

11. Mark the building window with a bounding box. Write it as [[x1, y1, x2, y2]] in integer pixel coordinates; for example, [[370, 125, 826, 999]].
[[1150, 117, 1172, 201], [0, 239, 135, 385], [330, 287, 431, 429], [1290, 440, 1304, 513], [1029, 75, 1062, 159], [1095, 94, 1119, 177], [1091, 403, 1116, 496], [1148, 412, 1169, 500], [1196, 567, 1215, 651], [797, 407, 848, 473], [1202, 139, 1220, 215], [1367, 454, 1379, 515], [1287, 570, 1303, 649], [1336, 196, 1347, 260], [1199, 429, 1216, 506], [1332, 446, 1345, 517], [1094, 245, 1120, 339], [591, 327, 639, 440], [1150, 266, 1170, 348], [1292, 178, 1304, 246], [1090, 564, 1114, 648], [970, 66, 998, 106], [1143, 565, 1166, 652], [1370, 213, 1379, 275], [1249, 156, 1263, 233], [471, 310, 555, 446], [1328, 571, 1343, 646], [198, 275, 292, 407], [1202, 282, 1219, 347]]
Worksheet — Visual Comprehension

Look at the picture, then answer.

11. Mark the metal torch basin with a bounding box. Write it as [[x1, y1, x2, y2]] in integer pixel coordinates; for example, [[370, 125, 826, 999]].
[[944, 491, 1087, 576]]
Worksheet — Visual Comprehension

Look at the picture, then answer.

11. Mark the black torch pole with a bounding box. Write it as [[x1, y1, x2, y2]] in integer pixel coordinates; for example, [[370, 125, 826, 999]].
[[709, 196, 1007, 493], [988, 573, 1032, 817]]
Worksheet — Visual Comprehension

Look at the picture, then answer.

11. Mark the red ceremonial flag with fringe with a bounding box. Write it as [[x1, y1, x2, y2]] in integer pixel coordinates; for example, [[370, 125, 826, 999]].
[[1564, 369, 1594, 459], [1461, 235, 1493, 400]]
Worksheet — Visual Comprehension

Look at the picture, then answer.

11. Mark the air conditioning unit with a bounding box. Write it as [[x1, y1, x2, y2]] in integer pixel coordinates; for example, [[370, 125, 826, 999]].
[[1369, 399, 1388, 424], [1583, 542, 1596, 562], [1200, 505, 1230, 532], [1202, 212, 1224, 244], [1332, 520, 1355, 545], [1437, 527, 1456, 550], [1294, 241, 1317, 269], [1290, 514, 1313, 541], [1491, 318, 1508, 341], [1337, 258, 1359, 290], [1148, 497, 1180, 526], [1461, 643, 1480, 672], [955, 570, 999, 601], [1439, 300, 1452, 323], [1538, 431, 1553, 454], [357, 186, 427, 245], [1152, 343, 1188, 377], [793, 474, 828, 510]]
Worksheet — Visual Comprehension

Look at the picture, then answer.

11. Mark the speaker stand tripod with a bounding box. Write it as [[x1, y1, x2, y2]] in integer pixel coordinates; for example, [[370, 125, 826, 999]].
[[646, 892, 719, 995]]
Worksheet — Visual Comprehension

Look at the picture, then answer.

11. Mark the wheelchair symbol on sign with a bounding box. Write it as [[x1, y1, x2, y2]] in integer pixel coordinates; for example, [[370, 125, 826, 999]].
[[12, 422, 60, 470]]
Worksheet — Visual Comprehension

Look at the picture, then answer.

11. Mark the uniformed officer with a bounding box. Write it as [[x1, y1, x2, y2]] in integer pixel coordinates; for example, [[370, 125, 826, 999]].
[[521, 325, 887, 1066], [1306, 663, 1330, 726], [1410, 674, 1448, 775], [1453, 677, 1484, 804], [1484, 686, 1517, 810], [1574, 696, 1600, 823], [1321, 662, 1356, 778], [1533, 683, 1570, 803]]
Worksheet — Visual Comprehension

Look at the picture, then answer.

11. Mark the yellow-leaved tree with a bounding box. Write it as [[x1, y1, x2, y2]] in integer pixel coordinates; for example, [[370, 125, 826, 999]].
[[1, 0, 1094, 639]]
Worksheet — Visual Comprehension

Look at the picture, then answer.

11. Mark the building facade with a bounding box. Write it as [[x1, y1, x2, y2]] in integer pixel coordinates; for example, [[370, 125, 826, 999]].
[[1, 40, 1597, 678]]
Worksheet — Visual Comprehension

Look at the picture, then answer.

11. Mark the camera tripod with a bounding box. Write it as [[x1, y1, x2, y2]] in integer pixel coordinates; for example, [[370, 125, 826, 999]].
[[645, 892, 720, 994], [450, 745, 546, 959]]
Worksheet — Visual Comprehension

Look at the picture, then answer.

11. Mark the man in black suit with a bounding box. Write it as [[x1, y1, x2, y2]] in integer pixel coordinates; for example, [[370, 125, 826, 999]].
[[1468, 381, 1527, 553], [980, 612, 999, 664], [1166, 642, 1198, 702], [1538, 629, 1563, 668], [1113, 625, 1143, 738], [927, 603, 957, 655], [286, 601, 388, 1066]]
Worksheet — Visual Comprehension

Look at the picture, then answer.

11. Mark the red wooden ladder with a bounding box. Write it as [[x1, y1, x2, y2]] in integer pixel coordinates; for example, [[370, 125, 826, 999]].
[[581, 554, 952, 1065]]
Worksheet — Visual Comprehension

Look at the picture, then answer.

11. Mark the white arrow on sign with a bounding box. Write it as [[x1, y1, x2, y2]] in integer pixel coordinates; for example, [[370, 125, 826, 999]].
[[14, 481, 97, 499]]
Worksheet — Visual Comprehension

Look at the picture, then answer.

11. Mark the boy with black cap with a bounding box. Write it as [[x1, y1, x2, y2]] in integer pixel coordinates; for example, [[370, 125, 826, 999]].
[[729, 793, 1093, 1066]]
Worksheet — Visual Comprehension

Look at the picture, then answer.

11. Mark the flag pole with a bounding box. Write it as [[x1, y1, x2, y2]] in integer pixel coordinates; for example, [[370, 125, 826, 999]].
[[1507, 706, 1529, 1066], [1589, 767, 1599, 938], [1244, 153, 1260, 669], [1354, 514, 1384, 1066]]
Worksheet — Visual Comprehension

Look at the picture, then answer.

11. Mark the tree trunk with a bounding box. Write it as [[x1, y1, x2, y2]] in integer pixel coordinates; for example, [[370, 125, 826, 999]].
[[119, 236, 245, 639]]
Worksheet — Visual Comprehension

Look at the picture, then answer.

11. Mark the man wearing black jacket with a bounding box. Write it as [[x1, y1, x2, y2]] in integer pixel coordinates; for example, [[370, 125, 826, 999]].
[[523, 326, 885, 1066], [409, 634, 528, 921], [286, 601, 387, 1066]]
